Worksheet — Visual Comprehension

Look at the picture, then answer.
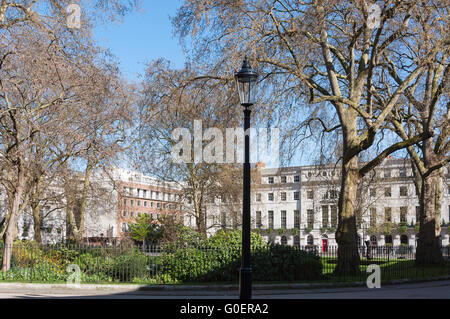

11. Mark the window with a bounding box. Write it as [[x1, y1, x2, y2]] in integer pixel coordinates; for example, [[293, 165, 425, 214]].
[[384, 169, 391, 178], [307, 235, 314, 246], [293, 192, 300, 200], [281, 210, 286, 229], [322, 171, 327, 177], [294, 175, 300, 182], [281, 176, 287, 183], [307, 172, 312, 178], [322, 206, 329, 228], [268, 177, 274, 184], [307, 209, 314, 229], [123, 199, 127, 206], [281, 236, 287, 245], [370, 188, 376, 198], [400, 207, 407, 223], [384, 187, 391, 197], [385, 207, 392, 223], [143, 190, 147, 198], [307, 190, 314, 200], [151, 202, 154, 208], [130, 200, 134, 206], [294, 210, 300, 228], [330, 206, 337, 227], [256, 211, 262, 228], [281, 192, 286, 201], [144, 201, 147, 207], [157, 203, 160, 208], [370, 235, 377, 246], [385, 235, 393, 244], [268, 211, 274, 229], [130, 212, 134, 218], [122, 211, 127, 217], [400, 186, 408, 197], [137, 200, 141, 206], [329, 190, 338, 199], [294, 236, 300, 246], [256, 193, 261, 202], [370, 208, 377, 227], [268, 193, 274, 201], [400, 235, 408, 245], [399, 168, 406, 177]]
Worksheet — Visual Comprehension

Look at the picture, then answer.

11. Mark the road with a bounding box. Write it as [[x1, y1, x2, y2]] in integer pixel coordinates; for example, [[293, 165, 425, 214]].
[[0, 280, 449, 299]]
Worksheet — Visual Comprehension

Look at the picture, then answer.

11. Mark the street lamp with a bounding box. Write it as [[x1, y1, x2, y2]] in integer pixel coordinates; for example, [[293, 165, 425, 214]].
[[235, 56, 258, 300]]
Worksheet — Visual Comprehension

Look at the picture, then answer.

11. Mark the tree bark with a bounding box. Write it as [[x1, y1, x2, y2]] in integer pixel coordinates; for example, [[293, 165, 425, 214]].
[[31, 179, 42, 244], [334, 154, 361, 275], [416, 167, 444, 266], [32, 201, 42, 245], [1, 170, 27, 271]]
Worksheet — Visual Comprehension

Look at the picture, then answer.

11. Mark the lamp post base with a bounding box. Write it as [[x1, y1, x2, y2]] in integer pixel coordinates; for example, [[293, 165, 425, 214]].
[[239, 267, 252, 299]]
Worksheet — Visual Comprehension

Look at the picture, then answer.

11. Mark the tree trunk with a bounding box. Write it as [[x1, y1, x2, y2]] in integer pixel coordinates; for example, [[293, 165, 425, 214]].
[[32, 202, 42, 244], [416, 168, 444, 266], [194, 194, 206, 237], [334, 154, 361, 276], [65, 163, 92, 243], [1, 171, 26, 271], [30, 177, 43, 244]]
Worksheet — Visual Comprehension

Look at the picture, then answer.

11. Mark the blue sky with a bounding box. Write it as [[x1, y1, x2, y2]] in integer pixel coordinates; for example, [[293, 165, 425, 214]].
[[93, 0, 186, 82]]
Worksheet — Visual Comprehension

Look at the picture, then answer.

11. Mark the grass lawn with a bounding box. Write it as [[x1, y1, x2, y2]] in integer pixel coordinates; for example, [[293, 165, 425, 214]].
[[320, 257, 450, 282]]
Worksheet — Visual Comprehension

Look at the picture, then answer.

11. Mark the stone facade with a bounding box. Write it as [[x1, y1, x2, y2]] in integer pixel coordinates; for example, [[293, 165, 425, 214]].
[[202, 159, 450, 250]]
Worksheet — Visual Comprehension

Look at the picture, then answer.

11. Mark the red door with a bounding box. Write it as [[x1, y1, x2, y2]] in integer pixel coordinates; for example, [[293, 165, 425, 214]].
[[322, 239, 328, 252]]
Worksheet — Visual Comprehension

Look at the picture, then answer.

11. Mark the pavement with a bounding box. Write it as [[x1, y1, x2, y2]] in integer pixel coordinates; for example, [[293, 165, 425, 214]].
[[0, 279, 449, 299]]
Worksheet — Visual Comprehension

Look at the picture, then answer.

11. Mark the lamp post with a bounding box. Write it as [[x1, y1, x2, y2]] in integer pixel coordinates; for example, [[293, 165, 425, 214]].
[[235, 56, 258, 300]]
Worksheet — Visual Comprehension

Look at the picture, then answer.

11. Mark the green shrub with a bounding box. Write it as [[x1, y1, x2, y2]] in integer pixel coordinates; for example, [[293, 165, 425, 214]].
[[161, 230, 323, 283], [106, 253, 151, 282], [252, 245, 322, 281]]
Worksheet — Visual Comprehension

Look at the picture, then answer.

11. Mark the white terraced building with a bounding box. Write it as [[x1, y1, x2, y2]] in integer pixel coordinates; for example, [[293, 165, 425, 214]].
[[200, 159, 450, 251]]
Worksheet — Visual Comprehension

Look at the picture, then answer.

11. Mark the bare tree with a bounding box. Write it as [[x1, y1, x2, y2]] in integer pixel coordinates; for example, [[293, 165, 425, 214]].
[[134, 59, 244, 237], [171, 0, 443, 275], [383, 3, 449, 265]]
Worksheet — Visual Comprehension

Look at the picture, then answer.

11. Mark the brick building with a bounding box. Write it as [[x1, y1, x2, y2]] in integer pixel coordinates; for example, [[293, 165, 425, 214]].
[[115, 169, 184, 239]]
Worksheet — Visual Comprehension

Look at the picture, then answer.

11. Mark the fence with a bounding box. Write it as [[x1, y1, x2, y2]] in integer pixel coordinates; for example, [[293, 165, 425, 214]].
[[0, 242, 449, 284]]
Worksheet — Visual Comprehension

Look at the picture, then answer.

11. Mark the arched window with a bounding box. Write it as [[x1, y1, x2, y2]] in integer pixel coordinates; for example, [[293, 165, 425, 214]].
[[293, 236, 300, 247], [307, 235, 314, 246], [385, 235, 393, 245], [281, 236, 287, 245], [400, 235, 408, 245]]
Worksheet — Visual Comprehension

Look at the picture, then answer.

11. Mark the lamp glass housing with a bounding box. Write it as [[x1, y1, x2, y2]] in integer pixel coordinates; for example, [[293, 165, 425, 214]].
[[235, 57, 258, 105]]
